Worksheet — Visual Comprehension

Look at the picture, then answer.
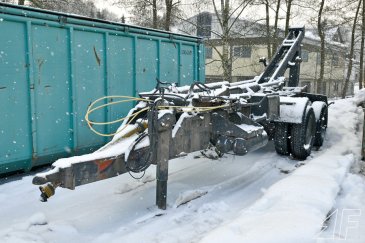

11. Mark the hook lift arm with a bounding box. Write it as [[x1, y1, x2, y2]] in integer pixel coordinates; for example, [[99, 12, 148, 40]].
[[33, 27, 328, 209]]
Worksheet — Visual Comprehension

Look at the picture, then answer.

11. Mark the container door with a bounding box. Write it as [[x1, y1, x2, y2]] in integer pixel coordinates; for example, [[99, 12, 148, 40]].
[[136, 38, 158, 94], [107, 35, 135, 134], [180, 44, 195, 86], [0, 21, 32, 171], [73, 30, 107, 149], [32, 25, 72, 160], [160, 41, 179, 84]]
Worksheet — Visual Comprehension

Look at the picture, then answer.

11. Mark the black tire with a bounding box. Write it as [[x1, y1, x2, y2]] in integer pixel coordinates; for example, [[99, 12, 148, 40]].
[[274, 122, 291, 155], [290, 108, 316, 160], [313, 103, 328, 147]]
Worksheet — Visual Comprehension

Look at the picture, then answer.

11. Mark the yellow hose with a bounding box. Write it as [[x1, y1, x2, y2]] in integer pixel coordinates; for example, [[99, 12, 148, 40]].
[[85, 95, 229, 137]]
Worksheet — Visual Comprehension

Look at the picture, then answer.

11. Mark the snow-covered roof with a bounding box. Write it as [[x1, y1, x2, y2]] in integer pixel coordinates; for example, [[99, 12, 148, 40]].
[[176, 12, 347, 50], [305, 27, 346, 47]]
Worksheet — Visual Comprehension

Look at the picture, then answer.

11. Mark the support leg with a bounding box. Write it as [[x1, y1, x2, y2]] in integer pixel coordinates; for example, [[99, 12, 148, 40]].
[[156, 173, 168, 209], [156, 129, 170, 210], [150, 111, 174, 210]]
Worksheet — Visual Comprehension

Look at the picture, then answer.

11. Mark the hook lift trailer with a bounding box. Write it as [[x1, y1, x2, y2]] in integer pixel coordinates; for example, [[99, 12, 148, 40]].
[[33, 27, 328, 210]]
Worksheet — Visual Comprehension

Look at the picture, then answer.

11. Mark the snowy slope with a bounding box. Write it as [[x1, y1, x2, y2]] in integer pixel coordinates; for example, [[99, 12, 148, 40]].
[[0, 93, 364, 243]]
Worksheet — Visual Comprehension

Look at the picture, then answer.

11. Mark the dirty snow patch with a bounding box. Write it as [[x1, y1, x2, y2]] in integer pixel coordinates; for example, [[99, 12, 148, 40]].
[[174, 189, 208, 208], [200, 154, 354, 242]]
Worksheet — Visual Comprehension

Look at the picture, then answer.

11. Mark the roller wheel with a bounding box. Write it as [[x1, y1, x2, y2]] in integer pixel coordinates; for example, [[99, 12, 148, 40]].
[[290, 108, 316, 160], [274, 122, 291, 155], [312, 102, 328, 147]]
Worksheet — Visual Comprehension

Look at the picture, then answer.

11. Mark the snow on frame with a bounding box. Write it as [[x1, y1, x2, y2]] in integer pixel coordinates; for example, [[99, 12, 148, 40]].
[[0, 90, 364, 243], [200, 89, 365, 242]]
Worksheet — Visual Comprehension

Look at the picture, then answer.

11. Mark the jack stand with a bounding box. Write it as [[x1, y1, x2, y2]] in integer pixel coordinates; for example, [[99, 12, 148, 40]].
[[148, 106, 175, 210], [156, 170, 168, 209]]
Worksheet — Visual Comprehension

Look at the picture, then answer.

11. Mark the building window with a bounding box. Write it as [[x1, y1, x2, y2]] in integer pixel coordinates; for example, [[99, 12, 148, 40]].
[[242, 46, 252, 58], [317, 82, 327, 95], [332, 54, 339, 66], [301, 50, 309, 62], [334, 81, 339, 91], [233, 47, 241, 57], [205, 47, 212, 59], [196, 12, 212, 38], [316, 53, 321, 65], [233, 46, 252, 58]]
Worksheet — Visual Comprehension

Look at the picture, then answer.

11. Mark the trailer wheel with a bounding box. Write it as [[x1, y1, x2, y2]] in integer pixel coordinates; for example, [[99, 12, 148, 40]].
[[274, 122, 291, 155], [290, 108, 316, 160], [312, 102, 328, 147]]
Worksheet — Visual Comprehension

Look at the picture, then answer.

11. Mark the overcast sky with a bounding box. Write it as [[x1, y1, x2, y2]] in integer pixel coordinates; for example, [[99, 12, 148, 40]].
[[94, 0, 126, 17], [91, 0, 351, 31]]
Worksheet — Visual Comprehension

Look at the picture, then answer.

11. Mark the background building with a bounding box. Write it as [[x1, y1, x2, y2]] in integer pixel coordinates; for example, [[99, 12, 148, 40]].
[[177, 12, 354, 97]]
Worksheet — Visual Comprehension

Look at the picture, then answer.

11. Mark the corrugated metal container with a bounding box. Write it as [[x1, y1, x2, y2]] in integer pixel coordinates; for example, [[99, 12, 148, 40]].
[[0, 3, 205, 174]]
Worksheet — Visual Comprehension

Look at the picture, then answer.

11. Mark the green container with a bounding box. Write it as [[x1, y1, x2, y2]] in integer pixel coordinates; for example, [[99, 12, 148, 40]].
[[0, 3, 205, 174]]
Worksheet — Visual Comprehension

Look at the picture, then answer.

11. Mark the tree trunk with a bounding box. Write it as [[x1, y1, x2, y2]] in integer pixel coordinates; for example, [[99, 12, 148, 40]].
[[342, 0, 362, 98], [221, 0, 231, 81], [317, 0, 326, 94], [164, 0, 172, 31], [153, 0, 158, 29], [222, 38, 231, 81], [211, 0, 251, 82], [28, 0, 44, 8], [360, 0, 365, 89], [285, 0, 292, 36], [272, 0, 281, 54], [18, 0, 25, 5], [265, 0, 272, 59]]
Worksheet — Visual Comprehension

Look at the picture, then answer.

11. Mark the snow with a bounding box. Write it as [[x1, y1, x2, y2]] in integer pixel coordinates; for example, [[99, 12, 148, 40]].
[[200, 154, 354, 243], [174, 189, 208, 208], [318, 173, 365, 242], [278, 96, 309, 123], [353, 88, 365, 106], [37, 104, 151, 176], [172, 112, 194, 138], [312, 101, 326, 120], [305, 30, 347, 48], [0, 93, 365, 242], [48, 134, 139, 169], [236, 123, 262, 133]]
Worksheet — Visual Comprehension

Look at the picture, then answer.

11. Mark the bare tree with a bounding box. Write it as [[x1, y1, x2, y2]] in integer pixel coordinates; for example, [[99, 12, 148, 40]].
[[359, 0, 365, 89], [124, 0, 160, 28], [163, 0, 184, 31], [153, 0, 158, 28], [117, 0, 181, 30], [317, 0, 326, 94], [254, 0, 282, 59], [18, 0, 119, 21], [0, 0, 15, 3], [272, 0, 281, 54], [284, 0, 293, 35], [263, 0, 272, 59], [211, 0, 254, 81], [342, 0, 362, 97], [165, 0, 173, 30]]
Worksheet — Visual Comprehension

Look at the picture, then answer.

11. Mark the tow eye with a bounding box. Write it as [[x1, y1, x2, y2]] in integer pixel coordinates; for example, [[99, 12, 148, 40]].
[[39, 183, 56, 202]]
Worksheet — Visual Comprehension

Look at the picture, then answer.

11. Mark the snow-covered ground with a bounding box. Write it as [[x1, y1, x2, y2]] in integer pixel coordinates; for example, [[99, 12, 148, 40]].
[[0, 92, 365, 243]]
